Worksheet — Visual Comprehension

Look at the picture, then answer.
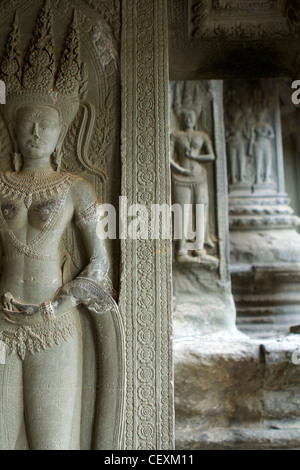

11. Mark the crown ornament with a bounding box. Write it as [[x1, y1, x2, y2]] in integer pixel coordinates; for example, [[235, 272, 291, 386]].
[[172, 81, 204, 119], [0, 0, 88, 127]]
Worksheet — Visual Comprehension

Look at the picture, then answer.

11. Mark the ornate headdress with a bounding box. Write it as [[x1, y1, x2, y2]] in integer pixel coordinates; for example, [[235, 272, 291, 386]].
[[172, 81, 204, 119], [0, 0, 87, 127]]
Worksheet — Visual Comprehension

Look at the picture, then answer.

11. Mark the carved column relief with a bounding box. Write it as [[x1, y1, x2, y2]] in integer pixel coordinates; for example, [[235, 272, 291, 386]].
[[120, 0, 174, 450], [168, 0, 300, 85], [170, 80, 236, 332], [225, 79, 299, 234], [225, 79, 300, 333], [225, 80, 277, 191]]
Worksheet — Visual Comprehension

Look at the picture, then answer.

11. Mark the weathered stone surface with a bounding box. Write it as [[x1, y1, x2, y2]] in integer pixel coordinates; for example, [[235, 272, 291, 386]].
[[168, 0, 300, 80], [223, 79, 300, 334], [168, 1, 300, 453], [174, 325, 300, 450], [0, 0, 124, 450], [173, 282, 236, 333], [176, 426, 300, 450], [120, 0, 174, 450], [170, 80, 236, 333], [0, 0, 174, 451], [230, 231, 300, 266]]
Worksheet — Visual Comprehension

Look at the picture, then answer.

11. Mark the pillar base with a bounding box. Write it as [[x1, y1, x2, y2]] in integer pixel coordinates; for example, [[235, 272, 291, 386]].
[[230, 227, 300, 337]]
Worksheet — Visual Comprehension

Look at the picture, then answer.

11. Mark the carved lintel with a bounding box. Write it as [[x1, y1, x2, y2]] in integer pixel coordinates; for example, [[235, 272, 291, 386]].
[[286, 0, 300, 31], [186, 0, 294, 39]]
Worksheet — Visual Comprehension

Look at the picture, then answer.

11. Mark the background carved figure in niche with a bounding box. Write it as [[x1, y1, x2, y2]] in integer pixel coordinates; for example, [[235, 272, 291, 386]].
[[225, 82, 276, 189], [225, 97, 249, 185], [0, 3, 124, 451], [170, 81, 216, 264], [251, 108, 275, 185]]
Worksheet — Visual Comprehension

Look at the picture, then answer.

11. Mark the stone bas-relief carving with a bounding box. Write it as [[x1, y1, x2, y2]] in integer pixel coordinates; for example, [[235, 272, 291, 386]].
[[225, 79, 300, 336], [0, 2, 124, 450], [225, 82, 276, 191], [189, 0, 296, 38], [171, 80, 238, 450], [170, 81, 218, 267], [170, 80, 236, 337], [120, 0, 174, 450], [252, 109, 275, 185], [225, 99, 249, 185], [168, 2, 300, 453], [225, 79, 300, 233]]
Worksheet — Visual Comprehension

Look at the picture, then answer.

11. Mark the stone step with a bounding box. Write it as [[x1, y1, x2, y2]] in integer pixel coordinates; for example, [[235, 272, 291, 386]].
[[176, 425, 300, 450], [174, 330, 300, 450]]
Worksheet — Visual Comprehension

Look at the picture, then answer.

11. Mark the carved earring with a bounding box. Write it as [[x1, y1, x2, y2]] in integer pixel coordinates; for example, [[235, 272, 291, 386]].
[[51, 148, 62, 171], [12, 152, 23, 172]]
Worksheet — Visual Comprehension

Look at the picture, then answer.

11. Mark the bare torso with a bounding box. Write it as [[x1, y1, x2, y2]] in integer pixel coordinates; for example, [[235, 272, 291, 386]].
[[0, 171, 92, 305], [173, 130, 206, 165], [172, 130, 210, 178]]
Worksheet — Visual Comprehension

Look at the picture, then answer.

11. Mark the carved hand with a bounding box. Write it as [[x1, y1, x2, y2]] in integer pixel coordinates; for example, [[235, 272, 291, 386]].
[[181, 168, 193, 176], [1, 291, 78, 318], [185, 148, 193, 158], [170, 159, 193, 176], [188, 152, 215, 162], [2, 292, 39, 315]]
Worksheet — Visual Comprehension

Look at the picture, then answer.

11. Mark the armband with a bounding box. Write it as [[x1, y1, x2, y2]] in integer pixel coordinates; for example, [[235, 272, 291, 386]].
[[76, 201, 104, 228]]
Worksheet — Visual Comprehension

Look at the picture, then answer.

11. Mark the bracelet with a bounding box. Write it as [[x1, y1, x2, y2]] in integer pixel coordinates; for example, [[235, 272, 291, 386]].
[[39, 301, 55, 320]]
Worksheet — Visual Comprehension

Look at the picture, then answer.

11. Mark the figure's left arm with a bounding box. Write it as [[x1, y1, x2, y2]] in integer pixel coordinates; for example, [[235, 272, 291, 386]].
[[52, 179, 113, 315], [203, 133, 216, 159], [73, 181, 109, 284]]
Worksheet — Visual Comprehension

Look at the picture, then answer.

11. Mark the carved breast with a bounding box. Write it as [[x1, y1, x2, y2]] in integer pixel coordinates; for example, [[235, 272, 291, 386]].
[[32, 200, 56, 224], [1, 199, 58, 232], [255, 123, 274, 139], [175, 132, 205, 154], [2, 202, 19, 221]]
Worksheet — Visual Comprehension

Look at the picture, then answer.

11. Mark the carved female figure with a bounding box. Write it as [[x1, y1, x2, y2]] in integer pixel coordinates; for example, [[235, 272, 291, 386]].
[[252, 109, 274, 184], [226, 105, 249, 184], [170, 104, 215, 263], [0, 4, 124, 450]]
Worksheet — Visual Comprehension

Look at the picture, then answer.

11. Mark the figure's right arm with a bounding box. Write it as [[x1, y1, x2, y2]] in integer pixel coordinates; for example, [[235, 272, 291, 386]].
[[170, 134, 192, 176]]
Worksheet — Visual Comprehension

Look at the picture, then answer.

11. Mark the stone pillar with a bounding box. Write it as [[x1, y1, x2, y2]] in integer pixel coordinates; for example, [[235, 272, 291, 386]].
[[120, 0, 174, 450], [170, 80, 240, 449], [224, 78, 300, 337], [170, 79, 236, 334]]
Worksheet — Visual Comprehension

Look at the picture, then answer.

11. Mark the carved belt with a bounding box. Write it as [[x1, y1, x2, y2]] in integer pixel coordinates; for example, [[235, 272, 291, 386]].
[[0, 309, 81, 361], [172, 172, 207, 187]]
